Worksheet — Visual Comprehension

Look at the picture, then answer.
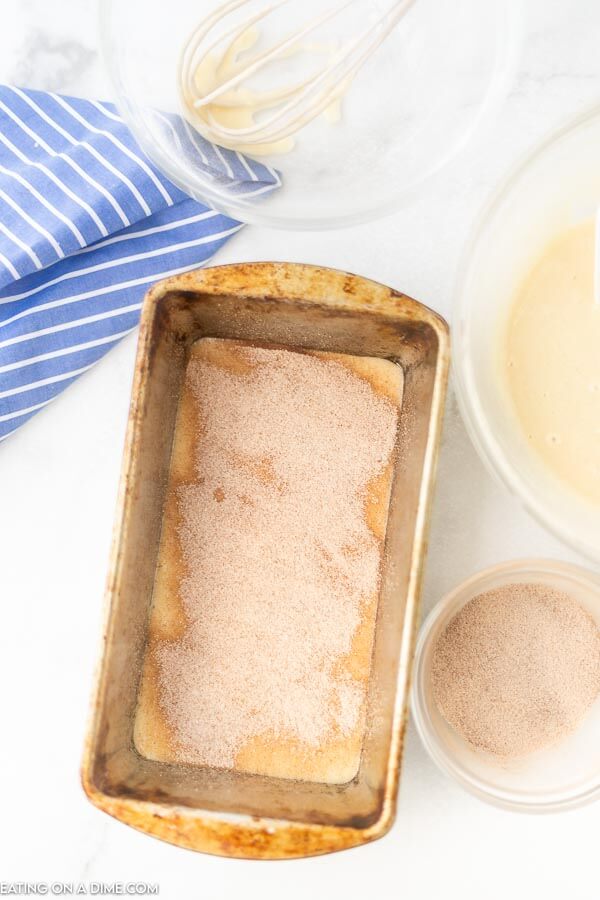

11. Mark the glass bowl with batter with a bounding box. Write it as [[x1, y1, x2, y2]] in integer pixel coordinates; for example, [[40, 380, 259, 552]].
[[454, 106, 600, 563], [99, 0, 518, 229]]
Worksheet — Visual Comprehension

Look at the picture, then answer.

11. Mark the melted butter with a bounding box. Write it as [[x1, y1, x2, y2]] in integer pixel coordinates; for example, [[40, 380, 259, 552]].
[[181, 26, 349, 156], [504, 221, 600, 505]]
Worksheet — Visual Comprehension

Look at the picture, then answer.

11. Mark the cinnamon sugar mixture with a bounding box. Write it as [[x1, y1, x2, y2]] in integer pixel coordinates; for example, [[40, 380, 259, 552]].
[[432, 583, 600, 758], [140, 339, 401, 779]]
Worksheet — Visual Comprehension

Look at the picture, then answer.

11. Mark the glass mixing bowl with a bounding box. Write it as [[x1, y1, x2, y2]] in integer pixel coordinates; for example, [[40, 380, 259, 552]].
[[412, 559, 600, 813], [454, 107, 600, 564], [100, 0, 518, 229]]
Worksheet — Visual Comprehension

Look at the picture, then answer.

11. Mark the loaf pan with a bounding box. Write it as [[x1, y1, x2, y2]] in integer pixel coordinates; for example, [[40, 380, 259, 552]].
[[82, 262, 450, 859]]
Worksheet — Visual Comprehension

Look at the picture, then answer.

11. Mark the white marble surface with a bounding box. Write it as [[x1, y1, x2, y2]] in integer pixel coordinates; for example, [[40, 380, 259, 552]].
[[1, 1, 599, 896]]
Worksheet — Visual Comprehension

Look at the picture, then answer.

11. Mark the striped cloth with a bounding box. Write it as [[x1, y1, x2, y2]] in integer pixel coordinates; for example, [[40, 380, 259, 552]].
[[0, 85, 279, 441]]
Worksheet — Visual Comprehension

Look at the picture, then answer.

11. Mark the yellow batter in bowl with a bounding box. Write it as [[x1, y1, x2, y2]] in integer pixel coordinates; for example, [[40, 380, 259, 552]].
[[504, 221, 600, 507]]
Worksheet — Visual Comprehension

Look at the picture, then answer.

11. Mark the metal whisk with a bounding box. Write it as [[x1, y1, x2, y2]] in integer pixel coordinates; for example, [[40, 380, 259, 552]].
[[179, 0, 417, 152]]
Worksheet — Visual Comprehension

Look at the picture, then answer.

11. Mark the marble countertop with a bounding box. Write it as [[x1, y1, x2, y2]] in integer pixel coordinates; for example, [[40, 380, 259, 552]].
[[1, 1, 599, 897]]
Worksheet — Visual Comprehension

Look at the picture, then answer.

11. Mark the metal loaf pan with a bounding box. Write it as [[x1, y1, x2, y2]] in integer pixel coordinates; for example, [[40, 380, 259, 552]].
[[82, 262, 450, 859]]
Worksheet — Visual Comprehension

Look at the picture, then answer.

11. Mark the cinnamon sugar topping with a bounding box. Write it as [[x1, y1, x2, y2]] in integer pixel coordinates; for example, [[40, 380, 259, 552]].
[[153, 341, 400, 774]]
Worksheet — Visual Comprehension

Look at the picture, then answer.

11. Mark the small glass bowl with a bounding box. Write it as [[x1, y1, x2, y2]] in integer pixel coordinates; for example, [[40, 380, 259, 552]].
[[99, 0, 519, 230], [411, 559, 600, 813]]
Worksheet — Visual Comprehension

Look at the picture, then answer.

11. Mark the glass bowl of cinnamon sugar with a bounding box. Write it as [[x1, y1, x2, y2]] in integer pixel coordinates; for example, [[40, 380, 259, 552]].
[[411, 559, 600, 813]]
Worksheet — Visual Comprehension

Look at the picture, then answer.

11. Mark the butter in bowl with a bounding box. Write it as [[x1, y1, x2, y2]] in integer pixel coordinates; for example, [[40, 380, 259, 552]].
[[82, 263, 449, 859]]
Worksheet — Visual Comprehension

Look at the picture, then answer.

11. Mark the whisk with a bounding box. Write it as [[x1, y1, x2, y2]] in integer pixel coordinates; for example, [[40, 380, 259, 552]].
[[179, 0, 417, 153]]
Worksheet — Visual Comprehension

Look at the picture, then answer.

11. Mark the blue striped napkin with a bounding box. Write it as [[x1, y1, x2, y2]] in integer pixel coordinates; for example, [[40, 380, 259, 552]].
[[0, 85, 279, 441]]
